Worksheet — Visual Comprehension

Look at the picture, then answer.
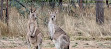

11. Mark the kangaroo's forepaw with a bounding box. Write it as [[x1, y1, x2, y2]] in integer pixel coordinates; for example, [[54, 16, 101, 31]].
[[49, 37, 53, 40]]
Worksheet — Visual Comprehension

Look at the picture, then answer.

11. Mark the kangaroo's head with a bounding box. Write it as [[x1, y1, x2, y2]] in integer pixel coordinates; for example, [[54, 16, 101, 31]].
[[49, 10, 58, 23], [29, 8, 37, 21]]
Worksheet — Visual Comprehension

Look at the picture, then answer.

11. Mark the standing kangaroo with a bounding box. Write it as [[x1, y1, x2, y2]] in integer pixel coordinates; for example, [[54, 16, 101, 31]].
[[48, 11, 70, 49], [26, 8, 43, 49]]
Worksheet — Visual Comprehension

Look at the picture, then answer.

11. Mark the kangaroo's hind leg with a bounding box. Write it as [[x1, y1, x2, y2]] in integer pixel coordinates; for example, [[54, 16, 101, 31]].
[[35, 46, 38, 49], [38, 44, 41, 49], [37, 33, 43, 49], [27, 38, 31, 49], [53, 39, 61, 49]]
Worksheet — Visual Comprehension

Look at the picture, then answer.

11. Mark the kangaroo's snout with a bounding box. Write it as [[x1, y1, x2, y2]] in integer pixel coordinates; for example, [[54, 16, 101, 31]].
[[52, 18, 53, 20], [30, 35, 35, 38]]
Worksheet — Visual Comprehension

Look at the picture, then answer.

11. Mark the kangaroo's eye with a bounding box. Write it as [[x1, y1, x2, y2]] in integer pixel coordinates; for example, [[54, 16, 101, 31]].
[[33, 14, 34, 16], [54, 16, 55, 17]]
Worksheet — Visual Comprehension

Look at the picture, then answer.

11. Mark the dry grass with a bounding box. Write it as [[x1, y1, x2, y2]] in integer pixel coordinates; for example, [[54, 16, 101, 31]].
[[0, 5, 111, 40], [0, 21, 8, 36], [8, 7, 28, 37]]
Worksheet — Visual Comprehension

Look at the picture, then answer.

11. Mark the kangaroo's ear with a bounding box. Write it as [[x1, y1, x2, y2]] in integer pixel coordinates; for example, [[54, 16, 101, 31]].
[[30, 8, 32, 13], [55, 10, 58, 14], [30, 11, 31, 15], [30, 9, 32, 15], [48, 10, 52, 15], [29, 11, 32, 18], [33, 8, 36, 13]]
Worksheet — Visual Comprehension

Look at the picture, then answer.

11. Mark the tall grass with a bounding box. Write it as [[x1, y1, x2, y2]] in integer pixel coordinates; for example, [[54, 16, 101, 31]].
[[0, 4, 111, 40], [0, 21, 8, 36]]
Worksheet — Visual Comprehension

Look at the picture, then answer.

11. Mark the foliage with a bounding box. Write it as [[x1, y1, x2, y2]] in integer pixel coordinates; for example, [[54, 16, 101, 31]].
[[10, 0, 29, 18]]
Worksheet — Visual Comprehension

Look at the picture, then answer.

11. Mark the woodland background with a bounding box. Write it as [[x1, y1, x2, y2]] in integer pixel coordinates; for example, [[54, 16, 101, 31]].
[[0, 0, 111, 41], [1, 0, 111, 48]]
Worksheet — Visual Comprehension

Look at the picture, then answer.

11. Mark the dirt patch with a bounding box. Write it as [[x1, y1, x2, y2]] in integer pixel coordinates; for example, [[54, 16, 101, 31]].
[[0, 37, 111, 49], [0, 48, 110, 49]]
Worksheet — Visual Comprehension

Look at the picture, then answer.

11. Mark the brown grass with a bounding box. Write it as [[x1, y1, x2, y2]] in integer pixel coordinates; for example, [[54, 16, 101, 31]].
[[0, 21, 8, 36], [8, 7, 28, 37], [0, 5, 111, 40]]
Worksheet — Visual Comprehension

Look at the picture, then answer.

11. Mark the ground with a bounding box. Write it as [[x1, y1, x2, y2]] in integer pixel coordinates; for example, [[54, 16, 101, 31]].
[[0, 37, 111, 49]]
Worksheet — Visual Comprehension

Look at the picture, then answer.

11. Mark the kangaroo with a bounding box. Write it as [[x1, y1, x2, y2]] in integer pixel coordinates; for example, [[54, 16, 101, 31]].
[[26, 8, 43, 49], [48, 11, 70, 49]]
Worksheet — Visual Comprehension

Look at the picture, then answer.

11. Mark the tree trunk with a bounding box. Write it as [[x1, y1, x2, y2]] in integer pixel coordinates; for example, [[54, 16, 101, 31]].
[[70, 0, 76, 8], [59, 0, 62, 6], [106, 0, 109, 8], [59, 0, 62, 12], [78, 0, 84, 9], [6, 0, 9, 26], [49, 0, 55, 10], [0, 0, 4, 20], [96, 0, 104, 24]]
